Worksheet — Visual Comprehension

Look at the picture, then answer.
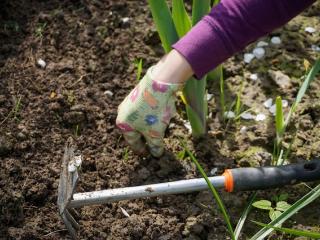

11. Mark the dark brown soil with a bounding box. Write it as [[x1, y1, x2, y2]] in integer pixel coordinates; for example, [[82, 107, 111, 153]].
[[0, 1, 319, 239]]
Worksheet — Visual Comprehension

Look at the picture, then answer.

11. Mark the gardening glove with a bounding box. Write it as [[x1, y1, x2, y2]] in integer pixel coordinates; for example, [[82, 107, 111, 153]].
[[116, 66, 182, 157]]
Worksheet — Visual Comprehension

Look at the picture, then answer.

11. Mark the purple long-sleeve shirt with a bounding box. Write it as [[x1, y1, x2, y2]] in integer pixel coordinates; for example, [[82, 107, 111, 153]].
[[173, 0, 315, 79]]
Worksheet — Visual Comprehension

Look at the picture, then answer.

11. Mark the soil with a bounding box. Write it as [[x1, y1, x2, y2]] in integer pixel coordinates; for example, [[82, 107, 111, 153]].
[[0, 1, 319, 239]]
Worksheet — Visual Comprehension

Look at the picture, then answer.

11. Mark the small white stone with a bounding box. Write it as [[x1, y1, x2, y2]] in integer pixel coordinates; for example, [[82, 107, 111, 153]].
[[305, 27, 316, 33], [255, 113, 266, 121], [120, 207, 130, 217], [207, 93, 213, 101], [257, 41, 269, 47], [240, 112, 255, 120], [169, 123, 175, 129], [263, 98, 273, 108], [240, 126, 247, 134], [224, 111, 235, 119], [208, 112, 213, 118], [311, 45, 320, 52], [183, 121, 192, 133], [253, 47, 265, 59], [68, 163, 76, 173], [37, 58, 46, 68], [271, 37, 281, 45], [250, 73, 258, 81], [74, 155, 82, 167], [271, 36, 281, 45], [244, 53, 255, 63], [121, 17, 130, 23], [104, 90, 114, 97], [210, 167, 218, 175], [282, 100, 288, 108], [269, 104, 276, 115]]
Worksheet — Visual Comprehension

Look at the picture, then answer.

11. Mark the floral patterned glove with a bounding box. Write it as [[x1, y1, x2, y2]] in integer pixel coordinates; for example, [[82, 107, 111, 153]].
[[116, 66, 182, 157]]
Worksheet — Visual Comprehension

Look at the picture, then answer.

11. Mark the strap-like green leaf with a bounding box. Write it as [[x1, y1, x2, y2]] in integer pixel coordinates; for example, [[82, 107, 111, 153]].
[[147, 0, 179, 53], [172, 0, 192, 37], [252, 221, 320, 239], [192, 0, 211, 25]]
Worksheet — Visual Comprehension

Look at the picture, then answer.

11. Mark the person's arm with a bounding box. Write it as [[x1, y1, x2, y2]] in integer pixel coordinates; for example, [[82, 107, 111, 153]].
[[172, 0, 315, 79]]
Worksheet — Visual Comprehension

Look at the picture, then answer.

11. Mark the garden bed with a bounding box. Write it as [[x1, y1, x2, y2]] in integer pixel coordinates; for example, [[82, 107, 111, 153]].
[[0, 1, 319, 239]]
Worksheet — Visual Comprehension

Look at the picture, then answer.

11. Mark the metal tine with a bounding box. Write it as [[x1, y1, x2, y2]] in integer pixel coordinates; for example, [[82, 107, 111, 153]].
[[61, 213, 78, 239], [65, 209, 80, 230], [68, 208, 81, 220]]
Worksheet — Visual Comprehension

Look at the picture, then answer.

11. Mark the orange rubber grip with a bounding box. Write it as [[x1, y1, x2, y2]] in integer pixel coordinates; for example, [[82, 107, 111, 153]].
[[222, 169, 234, 192]]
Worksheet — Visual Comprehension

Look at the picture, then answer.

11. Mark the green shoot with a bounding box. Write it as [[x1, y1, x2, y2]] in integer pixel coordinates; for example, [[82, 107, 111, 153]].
[[219, 66, 226, 119], [134, 59, 143, 82], [181, 140, 235, 239], [122, 147, 129, 162], [272, 59, 320, 164], [74, 124, 80, 137], [13, 96, 22, 121], [3, 21, 20, 32], [35, 22, 47, 38], [252, 221, 320, 239]]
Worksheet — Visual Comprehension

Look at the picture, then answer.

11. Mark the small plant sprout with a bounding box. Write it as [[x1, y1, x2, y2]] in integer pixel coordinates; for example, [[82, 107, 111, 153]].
[[122, 147, 129, 161], [35, 22, 47, 38], [272, 59, 320, 164], [134, 58, 143, 82], [13, 96, 22, 121], [252, 196, 292, 221]]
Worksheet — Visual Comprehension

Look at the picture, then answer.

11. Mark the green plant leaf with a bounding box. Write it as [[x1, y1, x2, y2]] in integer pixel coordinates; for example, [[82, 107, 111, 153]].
[[284, 58, 320, 128], [181, 140, 235, 239], [278, 193, 289, 202], [252, 200, 272, 210], [172, 0, 191, 37], [252, 221, 320, 239], [269, 209, 282, 221], [275, 96, 284, 142], [147, 0, 179, 53], [276, 201, 291, 212], [251, 184, 320, 239], [192, 0, 211, 25]]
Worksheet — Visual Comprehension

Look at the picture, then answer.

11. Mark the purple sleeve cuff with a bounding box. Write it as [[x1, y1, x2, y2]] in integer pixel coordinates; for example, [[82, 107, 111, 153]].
[[173, 0, 315, 79]]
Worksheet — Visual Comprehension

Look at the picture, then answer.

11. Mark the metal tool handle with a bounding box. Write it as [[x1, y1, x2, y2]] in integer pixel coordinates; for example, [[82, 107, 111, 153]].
[[223, 160, 320, 192]]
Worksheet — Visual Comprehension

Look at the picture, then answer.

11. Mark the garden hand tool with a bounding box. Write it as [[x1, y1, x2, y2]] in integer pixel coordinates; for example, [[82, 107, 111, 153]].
[[58, 141, 320, 239]]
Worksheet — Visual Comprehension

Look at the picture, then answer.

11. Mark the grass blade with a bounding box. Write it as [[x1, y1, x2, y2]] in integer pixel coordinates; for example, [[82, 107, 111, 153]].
[[252, 221, 320, 239], [234, 192, 257, 239], [181, 141, 235, 239], [192, 0, 210, 25], [172, 0, 192, 37], [275, 96, 284, 143], [285, 58, 320, 127], [251, 184, 320, 240], [147, 0, 179, 53]]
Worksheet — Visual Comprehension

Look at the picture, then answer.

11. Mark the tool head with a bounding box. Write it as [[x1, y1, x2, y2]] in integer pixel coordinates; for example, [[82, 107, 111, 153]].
[[57, 138, 82, 239]]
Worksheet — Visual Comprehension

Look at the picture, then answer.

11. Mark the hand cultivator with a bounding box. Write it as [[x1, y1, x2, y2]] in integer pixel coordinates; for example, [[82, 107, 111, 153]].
[[58, 141, 320, 239]]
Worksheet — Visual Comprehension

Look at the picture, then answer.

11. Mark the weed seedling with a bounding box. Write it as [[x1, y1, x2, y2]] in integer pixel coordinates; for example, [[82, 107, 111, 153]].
[[35, 22, 47, 38], [252, 194, 291, 221], [134, 58, 143, 82]]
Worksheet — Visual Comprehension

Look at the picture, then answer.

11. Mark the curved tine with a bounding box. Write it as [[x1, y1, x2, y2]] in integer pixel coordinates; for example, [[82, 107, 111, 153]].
[[61, 213, 78, 240], [65, 209, 80, 230]]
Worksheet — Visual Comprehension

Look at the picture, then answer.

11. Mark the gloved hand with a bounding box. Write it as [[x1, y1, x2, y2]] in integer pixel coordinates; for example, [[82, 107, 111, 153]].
[[116, 66, 182, 157]]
